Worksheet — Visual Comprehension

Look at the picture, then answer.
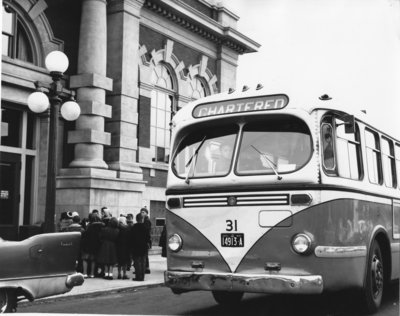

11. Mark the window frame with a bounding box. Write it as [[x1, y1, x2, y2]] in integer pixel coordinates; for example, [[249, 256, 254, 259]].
[[364, 128, 383, 185], [190, 76, 208, 100], [321, 122, 337, 174], [395, 143, 400, 190], [321, 115, 363, 180], [2, 3, 35, 63], [381, 136, 396, 188], [1, 102, 40, 226], [150, 63, 176, 163]]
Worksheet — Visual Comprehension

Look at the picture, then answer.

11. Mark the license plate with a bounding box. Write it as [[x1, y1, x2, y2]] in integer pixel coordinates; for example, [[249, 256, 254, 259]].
[[221, 233, 244, 247]]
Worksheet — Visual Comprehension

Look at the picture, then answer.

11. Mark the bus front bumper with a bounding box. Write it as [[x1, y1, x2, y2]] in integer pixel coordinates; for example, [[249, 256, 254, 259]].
[[165, 271, 323, 294]]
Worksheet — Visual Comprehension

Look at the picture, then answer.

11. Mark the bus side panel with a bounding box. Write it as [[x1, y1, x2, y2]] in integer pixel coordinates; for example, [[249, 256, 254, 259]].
[[166, 210, 231, 273], [238, 198, 394, 291], [392, 201, 400, 280], [392, 250, 399, 280]]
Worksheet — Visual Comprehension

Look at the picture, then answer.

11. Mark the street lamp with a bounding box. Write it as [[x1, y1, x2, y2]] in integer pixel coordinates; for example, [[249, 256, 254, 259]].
[[27, 51, 80, 233]]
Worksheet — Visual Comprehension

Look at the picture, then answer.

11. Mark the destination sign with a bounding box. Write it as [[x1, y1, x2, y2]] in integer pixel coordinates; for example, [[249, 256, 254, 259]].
[[192, 94, 289, 118]]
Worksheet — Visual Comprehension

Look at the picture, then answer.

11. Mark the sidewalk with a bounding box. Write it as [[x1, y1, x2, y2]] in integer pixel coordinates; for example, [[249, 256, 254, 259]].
[[23, 248, 167, 304]]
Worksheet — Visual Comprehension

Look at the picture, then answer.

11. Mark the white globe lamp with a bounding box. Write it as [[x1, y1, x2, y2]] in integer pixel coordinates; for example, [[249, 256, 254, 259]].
[[45, 51, 69, 73], [27, 91, 49, 113], [61, 100, 81, 121]]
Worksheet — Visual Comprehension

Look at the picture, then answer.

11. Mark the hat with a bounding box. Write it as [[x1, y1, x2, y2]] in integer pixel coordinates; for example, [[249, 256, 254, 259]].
[[140, 207, 148, 214], [72, 211, 79, 217], [66, 211, 74, 218], [118, 217, 127, 225]]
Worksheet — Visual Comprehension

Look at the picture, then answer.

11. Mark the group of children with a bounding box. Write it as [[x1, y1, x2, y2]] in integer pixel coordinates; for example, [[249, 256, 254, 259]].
[[59, 207, 152, 281]]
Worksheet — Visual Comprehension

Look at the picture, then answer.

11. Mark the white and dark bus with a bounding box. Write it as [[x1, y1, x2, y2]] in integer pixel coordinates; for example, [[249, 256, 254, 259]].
[[163, 88, 399, 313]]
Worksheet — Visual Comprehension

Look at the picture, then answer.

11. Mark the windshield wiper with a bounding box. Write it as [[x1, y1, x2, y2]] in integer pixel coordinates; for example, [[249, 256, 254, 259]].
[[185, 136, 207, 184], [251, 145, 282, 180]]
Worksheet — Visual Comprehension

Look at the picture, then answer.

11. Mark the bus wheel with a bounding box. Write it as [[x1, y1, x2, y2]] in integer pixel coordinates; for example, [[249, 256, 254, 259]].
[[212, 291, 244, 306], [0, 289, 17, 313], [361, 240, 384, 314]]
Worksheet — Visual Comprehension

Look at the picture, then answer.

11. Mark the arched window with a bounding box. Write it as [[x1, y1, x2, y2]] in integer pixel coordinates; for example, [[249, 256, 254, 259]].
[[2, 3, 34, 62], [151, 64, 175, 162], [190, 76, 207, 100]]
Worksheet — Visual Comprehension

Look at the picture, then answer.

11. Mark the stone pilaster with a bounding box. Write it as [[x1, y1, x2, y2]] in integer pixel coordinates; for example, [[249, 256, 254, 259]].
[[55, 0, 148, 219], [216, 45, 238, 93], [105, 0, 144, 180], [68, 0, 113, 169]]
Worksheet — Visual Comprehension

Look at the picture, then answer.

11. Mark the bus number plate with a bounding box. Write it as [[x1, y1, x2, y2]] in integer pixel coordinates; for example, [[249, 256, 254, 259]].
[[221, 233, 244, 247]]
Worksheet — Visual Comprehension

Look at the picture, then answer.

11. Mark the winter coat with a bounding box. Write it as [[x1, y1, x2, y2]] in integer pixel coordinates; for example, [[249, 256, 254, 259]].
[[143, 217, 152, 249], [65, 223, 84, 233], [116, 223, 131, 265], [130, 222, 151, 257], [96, 225, 119, 265], [81, 221, 104, 255]]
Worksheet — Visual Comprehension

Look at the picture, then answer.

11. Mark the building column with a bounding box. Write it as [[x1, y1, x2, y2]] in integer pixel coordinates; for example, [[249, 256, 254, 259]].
[[216, 45, 238, 93], [105, 0, 144, 180], [57, 0, 146, 218], [69, 0, 113, 169]]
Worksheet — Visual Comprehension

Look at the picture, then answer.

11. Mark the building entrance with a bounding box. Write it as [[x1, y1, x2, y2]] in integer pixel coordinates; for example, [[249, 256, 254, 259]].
[[0, 152, 21, 240]]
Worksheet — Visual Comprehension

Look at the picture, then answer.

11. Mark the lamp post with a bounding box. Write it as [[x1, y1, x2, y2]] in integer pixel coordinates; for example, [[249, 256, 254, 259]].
[[27, 51, 80, 233]]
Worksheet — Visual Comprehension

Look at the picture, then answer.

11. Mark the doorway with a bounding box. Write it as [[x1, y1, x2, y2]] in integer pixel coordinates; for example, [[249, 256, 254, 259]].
[[0, 152, 21, 240]]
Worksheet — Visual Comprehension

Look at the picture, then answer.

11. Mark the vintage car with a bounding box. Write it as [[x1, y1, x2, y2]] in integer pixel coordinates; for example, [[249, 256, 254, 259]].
[[0, 232, 84, 313]]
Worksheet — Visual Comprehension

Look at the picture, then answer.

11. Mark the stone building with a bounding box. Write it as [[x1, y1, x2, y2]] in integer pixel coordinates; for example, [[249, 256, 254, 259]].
[[0, 0, 259, 241]]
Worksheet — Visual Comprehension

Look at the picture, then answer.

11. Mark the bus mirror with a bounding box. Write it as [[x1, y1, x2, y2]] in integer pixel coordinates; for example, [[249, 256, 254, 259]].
[[344, 115, 355, 134]]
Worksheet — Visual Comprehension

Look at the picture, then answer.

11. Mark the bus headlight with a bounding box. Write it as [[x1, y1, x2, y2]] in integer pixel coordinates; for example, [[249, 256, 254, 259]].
[[167, 197, 181, 209], [292, 233, 312, 254], [168, 234, 183, 252]]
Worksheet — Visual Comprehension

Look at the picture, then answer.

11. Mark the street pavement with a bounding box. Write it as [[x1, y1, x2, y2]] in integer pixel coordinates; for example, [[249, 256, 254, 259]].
[[21, 247, 166, 304]]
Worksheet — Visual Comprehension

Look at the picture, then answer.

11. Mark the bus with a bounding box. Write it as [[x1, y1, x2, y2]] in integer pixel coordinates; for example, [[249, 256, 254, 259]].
[[163, 88, 400, 313]]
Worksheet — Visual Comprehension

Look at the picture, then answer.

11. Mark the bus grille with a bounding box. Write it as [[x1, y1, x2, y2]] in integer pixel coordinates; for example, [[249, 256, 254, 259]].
[[183, 194, 289, 207]]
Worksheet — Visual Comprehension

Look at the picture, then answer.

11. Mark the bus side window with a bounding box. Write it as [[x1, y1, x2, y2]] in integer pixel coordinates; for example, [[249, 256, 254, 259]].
[[336, 118, 362, 180], [321, 123, 336, 171], [395, 144, 400, 189]]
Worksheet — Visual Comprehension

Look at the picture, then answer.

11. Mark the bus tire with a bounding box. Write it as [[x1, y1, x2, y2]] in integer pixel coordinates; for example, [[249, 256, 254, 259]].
[[360, 240, 384, 314], [0, 288, 17, 313], [212, 291, 243, 306]]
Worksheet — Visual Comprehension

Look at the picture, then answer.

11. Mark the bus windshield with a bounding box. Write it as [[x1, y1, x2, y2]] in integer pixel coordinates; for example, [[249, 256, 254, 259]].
[[173, 125, 239, 178], [172, 116, 312, 179], [237, 118, 312, 175]]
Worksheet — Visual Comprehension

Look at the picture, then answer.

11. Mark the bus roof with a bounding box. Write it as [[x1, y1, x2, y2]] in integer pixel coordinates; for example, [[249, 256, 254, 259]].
[[174, 87, 369, 124], [173, 87, 398, 142]]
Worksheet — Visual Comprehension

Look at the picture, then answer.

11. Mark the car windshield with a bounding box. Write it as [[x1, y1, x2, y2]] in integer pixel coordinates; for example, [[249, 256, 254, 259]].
[[172, 116, 312, 179]]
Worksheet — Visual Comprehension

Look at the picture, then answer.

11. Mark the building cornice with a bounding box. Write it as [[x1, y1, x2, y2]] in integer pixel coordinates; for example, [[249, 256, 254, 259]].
[[143, 0, 260, 54]]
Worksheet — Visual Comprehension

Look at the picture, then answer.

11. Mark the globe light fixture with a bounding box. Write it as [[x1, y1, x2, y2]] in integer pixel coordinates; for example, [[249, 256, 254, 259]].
[[27, 91, 49, 113], [26, 51, 80, 233], [61, 99, 81, 121], [45, 50, 69, 73]]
